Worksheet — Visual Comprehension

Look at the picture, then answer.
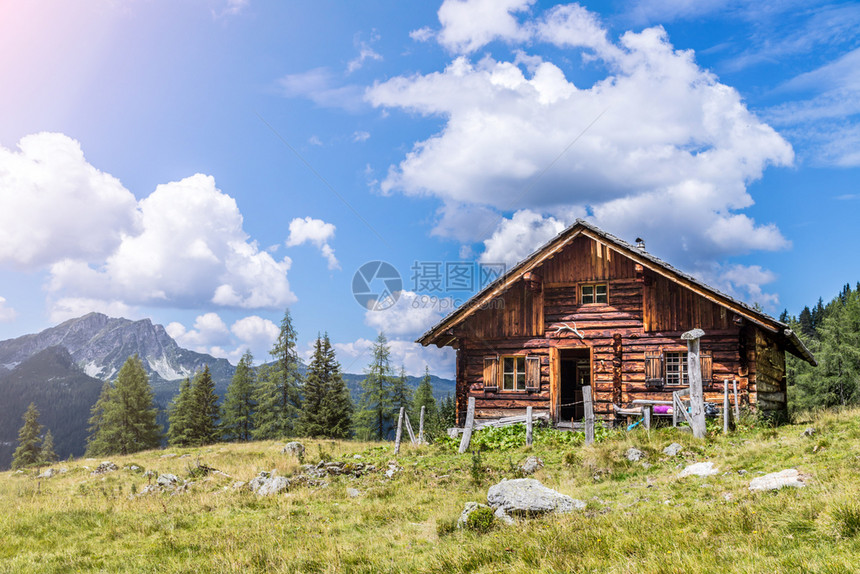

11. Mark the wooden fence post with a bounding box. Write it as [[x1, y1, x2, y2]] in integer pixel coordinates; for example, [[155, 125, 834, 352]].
[[404, 412, 417, 445], [458, 397, 476, 454], [733, 379, 740, 420], [394, 407, 405, 455], [583, 385, 595, 445], [643, 405, 651, 430], [419, 405, 426, 445], [723, 381, 730, 434], [682, 328, 707, 439], [526, 406, 533, 446]]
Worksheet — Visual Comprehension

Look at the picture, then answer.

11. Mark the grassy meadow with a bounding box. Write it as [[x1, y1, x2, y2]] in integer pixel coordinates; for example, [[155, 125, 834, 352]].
[[3, 410, 860, 573]]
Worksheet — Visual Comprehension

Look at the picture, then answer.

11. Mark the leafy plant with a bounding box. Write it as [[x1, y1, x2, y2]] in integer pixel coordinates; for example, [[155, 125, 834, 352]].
[[464, 506, 496, 533]]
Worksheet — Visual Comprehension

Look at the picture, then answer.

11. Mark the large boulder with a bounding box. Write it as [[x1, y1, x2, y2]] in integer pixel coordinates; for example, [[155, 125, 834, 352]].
[[749, 469, 807, 492], [282, 442, 305, 458], [487, 478, 585, 517], [157, 473, 181, 487], [663, 443, 683, 457], [678, 462, 718, 478]]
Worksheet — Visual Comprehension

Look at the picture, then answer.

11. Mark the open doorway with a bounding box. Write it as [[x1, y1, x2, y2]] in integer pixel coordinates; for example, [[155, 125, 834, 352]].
[[559, 348, 590, 422]]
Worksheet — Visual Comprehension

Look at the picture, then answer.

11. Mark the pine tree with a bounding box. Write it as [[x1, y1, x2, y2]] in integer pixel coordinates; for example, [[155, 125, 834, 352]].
[[356, 332, 395, 440], [167, 377, 194, 446], [189, 366, 220, 445], [86, 355, 161, 456], [390, 365, 413, 416], [298, 333, 353, 438], [12, 402, 43, 469], [40, 429, 58, 464], [253, 309, 302, 439], [412, 366, 440, 440], [438, 394, 456, 430], [798, 306, 815, 339], [221, 350, 257, 441]]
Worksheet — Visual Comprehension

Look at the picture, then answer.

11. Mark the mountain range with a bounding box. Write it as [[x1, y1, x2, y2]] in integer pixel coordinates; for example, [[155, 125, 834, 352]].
[[0, 313, 454, 469]]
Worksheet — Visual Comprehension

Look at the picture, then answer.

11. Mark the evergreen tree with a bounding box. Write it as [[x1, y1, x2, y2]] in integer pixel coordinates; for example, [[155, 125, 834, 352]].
[[86, 355, 161, 456], [356, 332, 395, 440], [390, 365, 413, 415], [221, 351, 257, 441], [798, 306, 815, 339], [12, 402, 43, 469], [167, 377, 194, 446], [189, 365, 221, 445], [438, 394, 457, 429], [40, 429, 58, 465], [412, 366, 440, 440], [298, 333, 353, 438], [253, 309, 302, 439]]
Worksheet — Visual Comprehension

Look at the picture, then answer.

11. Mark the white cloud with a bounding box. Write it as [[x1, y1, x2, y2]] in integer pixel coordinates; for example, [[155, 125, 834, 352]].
[[0, 296, 17, 323], [49, 297, 135, 324], [279, 68, 365, 111], [702, 263, 781, 310], [0, 133, 140, 269], [166, 313, 280, 364], [368, 5, 794, 300], [333, 336, 455, 377], [231, 315, 279, 352], [410, 27, 435, 43], [480, 210, 566, 266], [437, 0, 535, 54], [308, 135, 323, 146], [49, 173, 296, 309], [286, 216, 340, 270], [364, 290, 453, 337], [214, 0, 249, 18], [353, 131, 371, 143], [347, 34, 383, 74]]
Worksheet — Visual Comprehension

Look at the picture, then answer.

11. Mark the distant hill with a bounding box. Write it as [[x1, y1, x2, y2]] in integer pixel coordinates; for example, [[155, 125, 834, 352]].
[[0, 313, 455, 470]]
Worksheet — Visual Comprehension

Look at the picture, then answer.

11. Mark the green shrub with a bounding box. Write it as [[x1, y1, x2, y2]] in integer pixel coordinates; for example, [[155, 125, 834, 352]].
[[464, 506, 496, 533], [436, 517, 458, 537]]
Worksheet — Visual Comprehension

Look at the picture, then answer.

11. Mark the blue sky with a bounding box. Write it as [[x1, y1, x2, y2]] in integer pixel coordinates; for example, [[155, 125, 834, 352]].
[[1, 0, 858, 377]]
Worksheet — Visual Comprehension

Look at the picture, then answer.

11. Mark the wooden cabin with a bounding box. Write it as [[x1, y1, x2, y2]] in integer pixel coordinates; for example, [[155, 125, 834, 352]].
[[417, 220, 816, 426]]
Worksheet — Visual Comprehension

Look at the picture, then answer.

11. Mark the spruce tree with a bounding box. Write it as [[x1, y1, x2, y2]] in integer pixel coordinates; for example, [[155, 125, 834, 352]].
[[86, 355, 161, 456], [40, 429, 58, 465], [221, 350, 257, 441], [390, 365, 413, 415], [253, 309, 302, 439], [298, 333, 353, 438], [167, 377, 194, 446], [356, 332, 395, 440], [438, 394, 456, 430], [12, 402, 43, 469], [189, 366, 220, 445], [412, 366, 440, 440]]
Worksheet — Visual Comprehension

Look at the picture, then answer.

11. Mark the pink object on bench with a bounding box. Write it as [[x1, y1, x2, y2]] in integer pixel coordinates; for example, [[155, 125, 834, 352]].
[[653, 405, 672, 415]]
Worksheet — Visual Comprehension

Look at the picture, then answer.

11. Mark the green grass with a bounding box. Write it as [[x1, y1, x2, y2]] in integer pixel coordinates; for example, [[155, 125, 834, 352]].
[[3, 410, 860, 573]]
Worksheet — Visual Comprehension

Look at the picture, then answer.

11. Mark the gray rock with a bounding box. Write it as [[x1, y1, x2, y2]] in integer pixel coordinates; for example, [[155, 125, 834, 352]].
[[156, 473, 181, 487], [282, 442, 305, 458], [353, 454, 363, 459], [749, 469, 807, 492], [663, 443, 683, 457], [254, 476, 291, 496], [160, 453, 177, 458], [641, 462, 653, 470], [802, 427, 816, 438], [678, 462, 718, 478], [457, 502, 490, 528], [37, 468, 56, 479], [626, 448, 645, 462], [91, 461, 118, 475], [487, 478, 585, 516], [494, 506, 516, 525], [143, 470, 156, 479], [231, 481, 246, 490], [347, 488, 361, 498], [520, 456, 544, 475]]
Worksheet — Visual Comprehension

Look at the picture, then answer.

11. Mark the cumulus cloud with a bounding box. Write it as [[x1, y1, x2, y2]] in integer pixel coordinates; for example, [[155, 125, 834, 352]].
[[48, 173, 296, 309], [333, 336, 455, 377], [347, 33, 383, 74], [0, 133, 140, 269], [286, 216, 340, 270], [368, 3, 795, 300], [49, 297, 135, 324], [231, 315, 279, 351], [364, 290, 453, 337], [166, 313, 280, 363], [0, 296, 17, 323]]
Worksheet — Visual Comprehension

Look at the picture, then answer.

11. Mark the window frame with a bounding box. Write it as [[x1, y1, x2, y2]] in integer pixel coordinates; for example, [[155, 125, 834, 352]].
[[580, 282, 609, 305], [646, 349, 714, 388], [501, 355, 527, 392], [664, 351, 688, 386]]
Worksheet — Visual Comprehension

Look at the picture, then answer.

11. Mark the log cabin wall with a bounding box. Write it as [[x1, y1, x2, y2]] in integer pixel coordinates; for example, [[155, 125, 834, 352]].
[[453, 234, 764, 423], [753, 327, 788, 419]]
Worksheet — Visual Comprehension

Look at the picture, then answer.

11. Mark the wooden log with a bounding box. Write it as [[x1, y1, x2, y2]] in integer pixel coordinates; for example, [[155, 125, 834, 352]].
[[733, 379, 740, 420], [682, 328, 707, 439], [419, 406, 426, 444], [394, 407, 405, 455], [404, 411, 417, 445], [526, 406, 533, 446], [643, 405, 651, 430], [459, 397, 476, 454], [723, 381, 729, 434], [583, 385, 595, 445]]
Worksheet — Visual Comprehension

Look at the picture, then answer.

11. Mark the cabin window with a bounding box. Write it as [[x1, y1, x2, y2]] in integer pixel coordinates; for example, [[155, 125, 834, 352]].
[[664, 352, 688, 386], [649, 350, 714, 387], [502, 356, 526, 391], [580, 283, 608, 304]]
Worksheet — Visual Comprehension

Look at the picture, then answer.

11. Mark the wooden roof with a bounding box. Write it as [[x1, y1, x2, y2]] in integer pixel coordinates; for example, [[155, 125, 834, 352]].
[[416, 219, 816, 366]]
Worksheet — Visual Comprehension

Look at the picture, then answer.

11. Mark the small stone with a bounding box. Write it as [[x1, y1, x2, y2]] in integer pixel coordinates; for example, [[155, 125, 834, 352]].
[[347, 488, 361, 498], [91, 461, 118, 475], [157, 473, 181, 487], [180, 454, 191, 459], [678, 462, 719, 478], [663, 443, 683, 457], [353, 454, 363, 459], [626, 448, 645, 462], [737, 469, 748, 475], [723, 493, 734, 502], [641, 462, 653, 470], [749, 469, 807, 492], [520, 456, 544, 475], [231, 481, 246, 490], [254, 476, 291, 496], [37, 468, 56, 479], [128, 465, 141, 472], [143, 470, 156, 479], [802, 427, 816, 438], [160, 453, 177, 458], [282, 441, 305, 458]]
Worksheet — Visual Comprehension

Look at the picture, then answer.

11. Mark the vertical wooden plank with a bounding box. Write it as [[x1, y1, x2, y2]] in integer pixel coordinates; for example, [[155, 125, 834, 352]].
[[404, 411, 417, 445], [733, 379, 740, 420], [683, 328, 707, 439], [419, 405, 426, 445], [643, 405, 651, 430], [526, 406, 533, 446], [583, 385, 595, 445], [459, 397, 476, 453], [549, 346, 560, 423], [394, 407, 405, 455], [723, 382, 730, 434]]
